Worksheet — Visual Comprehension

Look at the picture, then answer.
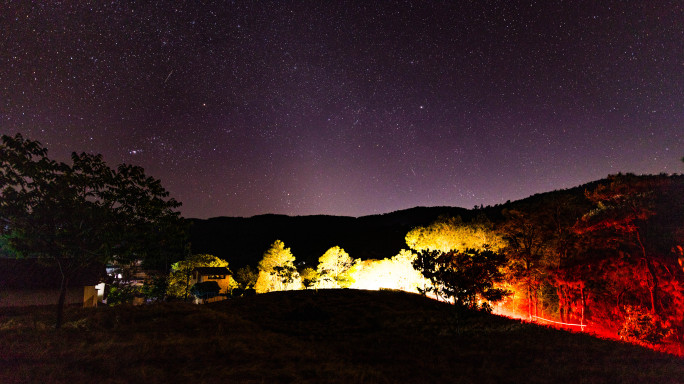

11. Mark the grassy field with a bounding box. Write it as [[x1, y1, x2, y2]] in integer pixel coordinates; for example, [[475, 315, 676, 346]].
[[1, 289, 683, 383]]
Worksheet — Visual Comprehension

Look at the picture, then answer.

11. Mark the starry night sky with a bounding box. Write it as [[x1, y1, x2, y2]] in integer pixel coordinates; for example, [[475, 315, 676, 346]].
[[3, 1, 683, 219]]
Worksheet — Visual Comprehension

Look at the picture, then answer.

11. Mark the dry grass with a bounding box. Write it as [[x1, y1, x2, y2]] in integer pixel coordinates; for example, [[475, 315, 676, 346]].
[[1, 289, 683, 383]]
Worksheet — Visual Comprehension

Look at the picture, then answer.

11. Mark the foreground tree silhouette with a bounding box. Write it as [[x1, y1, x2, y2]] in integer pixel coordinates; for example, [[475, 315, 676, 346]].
[[413, 248, 509, 310], [0, 134, 183, 328]]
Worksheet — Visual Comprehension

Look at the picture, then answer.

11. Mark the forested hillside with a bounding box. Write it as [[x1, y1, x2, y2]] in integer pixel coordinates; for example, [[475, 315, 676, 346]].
[[190, 173, 684, 351]]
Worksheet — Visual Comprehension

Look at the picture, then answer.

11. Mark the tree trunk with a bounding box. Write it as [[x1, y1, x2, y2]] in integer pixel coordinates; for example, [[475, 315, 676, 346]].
[[636, 230, 659, 314], [558, 284, 566, 323], [183, 268, 191, 302], [56, 276, 68, 329], [648, 283, 656, 313], [557, 285, 563, 322], [562, 286, 569, 322], [527, 280, 533, 320], [537, 295, 540, 318], [645, 261, 658, 314], [580, 284, 585, 329], [616, 290, 624, 317]]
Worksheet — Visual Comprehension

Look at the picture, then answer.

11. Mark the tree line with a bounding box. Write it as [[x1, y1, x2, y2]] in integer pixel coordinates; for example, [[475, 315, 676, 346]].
[[211, 173, 684, 350], [170, 171, 684, 351], [2, 133, 683, 352]]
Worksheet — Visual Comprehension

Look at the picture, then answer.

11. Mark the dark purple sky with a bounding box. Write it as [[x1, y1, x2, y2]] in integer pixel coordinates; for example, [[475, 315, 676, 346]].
[[3, 1, 683, 219]]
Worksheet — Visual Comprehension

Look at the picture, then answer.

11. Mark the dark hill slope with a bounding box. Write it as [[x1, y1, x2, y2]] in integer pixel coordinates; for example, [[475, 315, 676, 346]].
[[1, 289, 682, 383]]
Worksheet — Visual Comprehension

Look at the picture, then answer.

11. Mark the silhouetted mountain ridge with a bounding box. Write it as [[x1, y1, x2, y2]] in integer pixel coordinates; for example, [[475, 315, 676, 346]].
[[188, 209, 450, 269], [188, 176, 628, 268]]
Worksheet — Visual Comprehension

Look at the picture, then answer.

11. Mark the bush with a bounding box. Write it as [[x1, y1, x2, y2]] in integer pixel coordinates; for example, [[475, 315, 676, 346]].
[[107, 285, 142, 306], [619, 306, 672, 345], [142, 276, 169, 302]]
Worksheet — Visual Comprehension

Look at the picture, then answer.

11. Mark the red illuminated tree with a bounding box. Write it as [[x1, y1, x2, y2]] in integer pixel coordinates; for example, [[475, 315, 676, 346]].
[[500, 209, 548, 319], [534, 193, 593, 324], [575, 174, 666, 314]]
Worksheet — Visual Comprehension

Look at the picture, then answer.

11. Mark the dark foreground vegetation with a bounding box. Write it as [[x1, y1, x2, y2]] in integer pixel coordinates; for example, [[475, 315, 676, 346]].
[[2, 290, 683, 384]]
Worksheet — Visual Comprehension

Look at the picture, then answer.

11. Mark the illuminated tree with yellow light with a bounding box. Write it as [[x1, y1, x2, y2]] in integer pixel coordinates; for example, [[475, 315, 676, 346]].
[[299, 267, 318, 289], [167, 254, 234, 300], [234, 265, 258, 289], [348, 250, 430, 293], [316, 246, 355, 288], [406, 216, 505, 253], [255, 240, 302, 293], [390, 249, 432, 292], [348, 258, 398, 291]]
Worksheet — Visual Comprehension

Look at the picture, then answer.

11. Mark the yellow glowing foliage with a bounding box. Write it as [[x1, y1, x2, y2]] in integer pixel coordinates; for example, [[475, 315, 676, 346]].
[[316, 246, 354, 288], [405, 216, 505, 253], [255, 240, 302, 293], [299, 267, 318, 289], [167, 254, 230, 298], [349, 250, 431, 293], [257, 240, 295, 272]]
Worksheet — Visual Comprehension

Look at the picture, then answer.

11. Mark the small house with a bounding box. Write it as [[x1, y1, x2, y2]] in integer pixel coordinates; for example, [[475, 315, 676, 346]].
[[190, 267, 232, 303], [0, 259, 104, 308]]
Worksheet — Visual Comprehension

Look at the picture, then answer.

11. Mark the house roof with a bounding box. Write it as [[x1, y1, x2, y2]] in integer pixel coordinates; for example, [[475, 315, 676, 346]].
[[193, 267, 231, 276], [0, 258, 105, 289]]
